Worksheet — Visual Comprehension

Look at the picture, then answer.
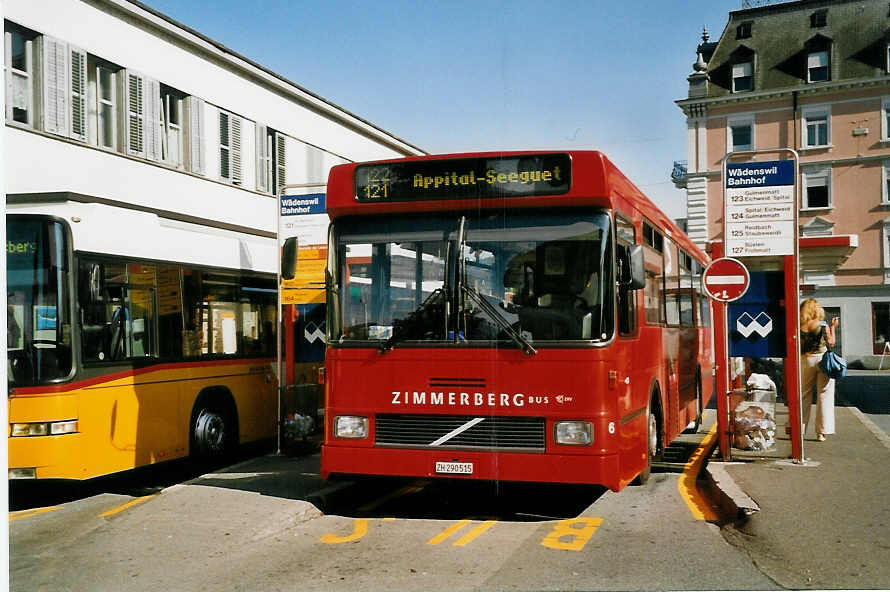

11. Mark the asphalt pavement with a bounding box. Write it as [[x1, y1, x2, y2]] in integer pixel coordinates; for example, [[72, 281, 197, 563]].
[[704, 403, 890, 590]]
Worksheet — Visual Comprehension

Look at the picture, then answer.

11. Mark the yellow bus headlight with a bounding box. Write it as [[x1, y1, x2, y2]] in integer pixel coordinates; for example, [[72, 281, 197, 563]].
[[10, 420, 78, 437]]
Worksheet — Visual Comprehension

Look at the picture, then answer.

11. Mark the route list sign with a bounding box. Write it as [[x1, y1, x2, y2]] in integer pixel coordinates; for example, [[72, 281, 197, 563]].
[[725, 160, 795, 257]]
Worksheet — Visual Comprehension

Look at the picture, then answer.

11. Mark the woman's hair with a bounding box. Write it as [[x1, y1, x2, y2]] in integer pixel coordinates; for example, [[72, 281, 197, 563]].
[[800, 298, 825, 326]]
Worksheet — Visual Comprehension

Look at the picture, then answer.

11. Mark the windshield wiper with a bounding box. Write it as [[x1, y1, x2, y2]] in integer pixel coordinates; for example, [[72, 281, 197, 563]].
[[380, 288, 445, 353], [461, 285, 537, 356]]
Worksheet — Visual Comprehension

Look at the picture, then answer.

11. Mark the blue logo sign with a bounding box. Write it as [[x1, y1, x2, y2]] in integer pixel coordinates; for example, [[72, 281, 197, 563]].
[[281, 193, 326, 216], [725, 160, 794, 188]]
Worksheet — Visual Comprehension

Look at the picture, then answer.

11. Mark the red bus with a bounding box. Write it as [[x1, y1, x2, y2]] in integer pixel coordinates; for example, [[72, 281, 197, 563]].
[[320, 151, 713, 491]]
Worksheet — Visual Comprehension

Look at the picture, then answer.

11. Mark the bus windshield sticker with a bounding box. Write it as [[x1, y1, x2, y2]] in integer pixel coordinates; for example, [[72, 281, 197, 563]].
[[354, 153, 571, 202]]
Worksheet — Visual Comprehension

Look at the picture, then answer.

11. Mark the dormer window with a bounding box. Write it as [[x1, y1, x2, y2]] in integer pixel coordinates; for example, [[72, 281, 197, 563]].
[[810, 10, 827, 28], [732, 61, 754, 92], [808, 50, 830, 82], [736, 22, 752, 40]]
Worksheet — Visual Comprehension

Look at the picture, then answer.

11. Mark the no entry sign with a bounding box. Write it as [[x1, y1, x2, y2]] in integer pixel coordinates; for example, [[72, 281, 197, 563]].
[[702, 257, 750, 302]]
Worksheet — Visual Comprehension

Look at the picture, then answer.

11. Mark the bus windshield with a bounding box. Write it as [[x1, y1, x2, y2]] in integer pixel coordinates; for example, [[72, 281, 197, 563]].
[[7, 217, 73, 386], [332, 210, 613, 346]]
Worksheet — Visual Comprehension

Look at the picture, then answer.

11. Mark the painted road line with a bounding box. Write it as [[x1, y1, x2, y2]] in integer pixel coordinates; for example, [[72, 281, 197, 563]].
[[451, 520, 497, 546], [426, 519, 471, 545], [321, 518, 369, 544], [678, 423, 720, 521], [540, 517, 603, 551], [99, 494, 159, 518], [9, 506, 60, 522]]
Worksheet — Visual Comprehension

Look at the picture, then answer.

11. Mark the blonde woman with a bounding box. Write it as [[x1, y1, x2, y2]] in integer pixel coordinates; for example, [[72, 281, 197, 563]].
[[798, 298, 838, 441]]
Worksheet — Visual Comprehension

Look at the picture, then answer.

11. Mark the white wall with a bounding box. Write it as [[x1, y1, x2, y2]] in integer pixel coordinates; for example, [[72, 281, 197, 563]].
[[6, 0, 420, 164], [6, 127, 277, 233]]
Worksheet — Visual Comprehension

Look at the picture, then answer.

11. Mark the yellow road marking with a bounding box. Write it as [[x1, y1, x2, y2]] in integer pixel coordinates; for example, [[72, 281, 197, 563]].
[[426, 519, 471, 545], [100, 494, 158, 518], [678, 423, 720, 521], [321, 518, 369, 544], [452, 520, 496, 546], [9, 506, 60, 522]]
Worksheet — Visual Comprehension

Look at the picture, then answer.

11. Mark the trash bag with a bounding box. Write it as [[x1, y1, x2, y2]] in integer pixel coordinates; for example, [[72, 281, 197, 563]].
[[732, 405, 776, 451]]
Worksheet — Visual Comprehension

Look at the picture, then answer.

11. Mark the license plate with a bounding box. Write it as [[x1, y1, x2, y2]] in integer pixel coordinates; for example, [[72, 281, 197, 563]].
[[435, 461, 473, 475]]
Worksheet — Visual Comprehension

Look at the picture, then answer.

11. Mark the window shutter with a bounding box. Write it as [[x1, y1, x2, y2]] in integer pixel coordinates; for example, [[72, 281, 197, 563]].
[[41, 36, 69, 137], [143, 78, 161, 161], [255, 124, 269, 192], [125, 71, 145, 157], [231, 115, 242, 185], [68, 45, 87, 141], [186, 95, 205, 174], [219, 111, 230, 180], [275, 132, 287, 193]]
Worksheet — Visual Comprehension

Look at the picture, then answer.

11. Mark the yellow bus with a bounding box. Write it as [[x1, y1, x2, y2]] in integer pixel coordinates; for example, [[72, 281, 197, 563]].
[[7, 198, 278, 480]]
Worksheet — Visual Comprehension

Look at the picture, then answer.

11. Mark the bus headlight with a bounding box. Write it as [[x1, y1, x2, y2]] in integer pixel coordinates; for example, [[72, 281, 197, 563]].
[[334, 416, 368, 439], [11, 420, 78, 437], [8, 468, 36, 479], [555, 421, 593, 445]]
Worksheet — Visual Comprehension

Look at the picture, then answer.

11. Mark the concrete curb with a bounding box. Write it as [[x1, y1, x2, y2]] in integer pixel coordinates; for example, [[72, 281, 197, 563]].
[[702, 461, 760, 524]]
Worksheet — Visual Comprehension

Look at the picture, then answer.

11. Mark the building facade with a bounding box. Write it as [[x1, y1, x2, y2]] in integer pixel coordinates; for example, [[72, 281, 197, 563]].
[[675, 0, 890, 365], [4, 0, 424, 247]]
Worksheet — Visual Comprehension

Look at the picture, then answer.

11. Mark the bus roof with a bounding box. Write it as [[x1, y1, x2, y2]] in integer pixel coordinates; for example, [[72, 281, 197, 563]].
[[327, 150, 706, 262]]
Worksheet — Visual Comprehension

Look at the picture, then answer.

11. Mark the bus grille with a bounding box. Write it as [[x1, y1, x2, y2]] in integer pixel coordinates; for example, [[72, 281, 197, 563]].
[[375, 414, 545, 452]]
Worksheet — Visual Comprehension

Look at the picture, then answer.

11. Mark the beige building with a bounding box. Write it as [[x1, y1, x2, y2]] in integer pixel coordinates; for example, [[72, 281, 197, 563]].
[[674, 0, 890, 365]]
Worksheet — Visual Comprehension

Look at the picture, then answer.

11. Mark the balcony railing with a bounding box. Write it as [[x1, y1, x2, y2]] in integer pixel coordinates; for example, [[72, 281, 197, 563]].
[[671, 160, 688, 189]]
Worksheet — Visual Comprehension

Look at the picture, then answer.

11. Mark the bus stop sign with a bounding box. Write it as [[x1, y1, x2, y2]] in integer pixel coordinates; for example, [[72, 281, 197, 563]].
[[702, 257, 750, 303]]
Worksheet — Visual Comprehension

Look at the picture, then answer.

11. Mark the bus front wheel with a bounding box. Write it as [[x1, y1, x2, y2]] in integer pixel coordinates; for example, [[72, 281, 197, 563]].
[[634, 405, 660, 486], [192, 407, 234, 459]]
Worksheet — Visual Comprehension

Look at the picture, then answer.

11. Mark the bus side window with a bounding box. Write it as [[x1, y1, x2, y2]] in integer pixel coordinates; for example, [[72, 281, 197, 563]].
[[616, 215, 636, 336], [641, 221, 663, 325]]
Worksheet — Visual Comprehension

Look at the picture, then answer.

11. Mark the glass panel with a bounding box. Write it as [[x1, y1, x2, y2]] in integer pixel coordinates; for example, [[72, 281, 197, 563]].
[[463, 213, 611, 342], [7, 218, 72, 385], [874, 303, 890, 355], [10, 32, 26, 71], [99, 67, 114, 101], [333, 212, 612, 344], [664, 238, 680, 326], [99, 103, 115, 148]]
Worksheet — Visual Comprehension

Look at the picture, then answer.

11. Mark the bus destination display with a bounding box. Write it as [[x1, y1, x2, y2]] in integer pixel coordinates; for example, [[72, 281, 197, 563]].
[[355, 153, 571, 202]]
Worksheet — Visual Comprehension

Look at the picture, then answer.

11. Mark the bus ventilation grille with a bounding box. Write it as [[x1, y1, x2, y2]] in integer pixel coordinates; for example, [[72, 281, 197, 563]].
[[375, 414, 545, 452]]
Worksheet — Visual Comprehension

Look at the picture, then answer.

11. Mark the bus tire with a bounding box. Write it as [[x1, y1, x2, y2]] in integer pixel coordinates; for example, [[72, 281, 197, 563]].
[[685, 374, 703, 434], [633, 396, 662, 486], [190, 393, 238, 461]]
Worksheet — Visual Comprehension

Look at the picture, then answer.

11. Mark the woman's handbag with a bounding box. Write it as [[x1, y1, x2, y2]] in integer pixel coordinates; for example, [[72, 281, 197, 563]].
[[818, 326, 847, 379]]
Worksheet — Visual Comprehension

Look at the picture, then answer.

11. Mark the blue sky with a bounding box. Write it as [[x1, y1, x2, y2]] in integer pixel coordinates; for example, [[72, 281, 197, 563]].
[[145, 0, 745, 219]]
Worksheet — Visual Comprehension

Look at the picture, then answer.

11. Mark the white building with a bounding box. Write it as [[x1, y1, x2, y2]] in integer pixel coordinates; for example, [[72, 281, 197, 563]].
[[4, 0, 425, 244]]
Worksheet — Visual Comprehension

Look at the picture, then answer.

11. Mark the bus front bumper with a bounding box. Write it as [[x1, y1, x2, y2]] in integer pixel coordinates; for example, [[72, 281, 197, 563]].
[[321, 445, 623, 491]]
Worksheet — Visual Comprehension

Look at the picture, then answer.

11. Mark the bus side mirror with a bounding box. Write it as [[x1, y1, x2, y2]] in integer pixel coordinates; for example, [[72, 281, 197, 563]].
[[281, 238, 298, 281], [619, 244, 645, 290]]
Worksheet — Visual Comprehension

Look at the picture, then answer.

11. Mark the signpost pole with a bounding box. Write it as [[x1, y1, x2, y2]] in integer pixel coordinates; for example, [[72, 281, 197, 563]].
[[709, 242, 732, 460]]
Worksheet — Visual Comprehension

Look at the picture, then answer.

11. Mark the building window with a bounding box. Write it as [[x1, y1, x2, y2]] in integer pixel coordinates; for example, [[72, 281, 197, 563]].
[[883, 98, 890, 141], [874, 302, 890, 354], [807, 50, 829, 82], [802, 108, 830, 148], [732, 61, 753, 92], [4, 25, 37, 126], [91, 59, 122, 151], [161, 85, 185, 168], [736, 22, 752, 39], [727, 116, 754, 152], [810, 9, 827, 28], [802, 166, 831, 209], [883, 161, 890, 205]]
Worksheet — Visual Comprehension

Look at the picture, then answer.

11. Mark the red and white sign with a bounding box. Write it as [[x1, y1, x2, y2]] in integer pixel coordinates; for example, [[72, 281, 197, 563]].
[[702, 257, 750, 302]]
